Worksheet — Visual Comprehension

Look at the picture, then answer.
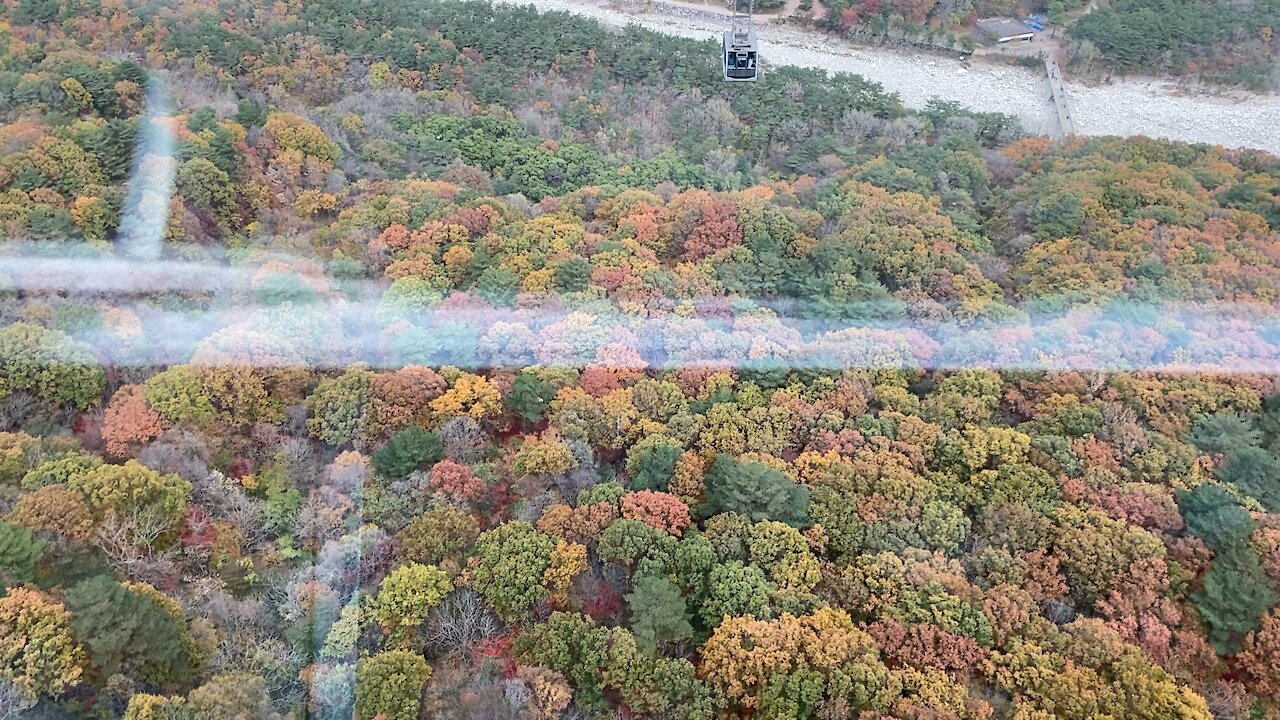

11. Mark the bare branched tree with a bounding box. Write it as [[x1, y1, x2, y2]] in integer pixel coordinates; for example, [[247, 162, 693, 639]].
[[501, 678, 531, 713], [138, 429, 211, 483], [94, 507, 181, 585], [195, 589, 306, 706], [424, 589, 503, 660], [882, 116, 927, 152], [277, 435, 317, 482], [0, 679, 34, 720], [834, 109, 883, 146], [441, 415, 490, 463], [0, 391, 37, 431], [189, 469, 273, 549], [1202, 679, 1250, 720]]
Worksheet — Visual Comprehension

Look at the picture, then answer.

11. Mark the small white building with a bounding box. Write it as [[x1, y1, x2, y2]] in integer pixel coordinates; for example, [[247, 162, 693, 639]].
[[976, 17, 1035, 43]]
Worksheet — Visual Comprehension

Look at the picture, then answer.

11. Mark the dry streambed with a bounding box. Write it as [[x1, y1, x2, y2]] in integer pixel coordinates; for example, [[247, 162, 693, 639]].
[[515, 0, 1280, 154]]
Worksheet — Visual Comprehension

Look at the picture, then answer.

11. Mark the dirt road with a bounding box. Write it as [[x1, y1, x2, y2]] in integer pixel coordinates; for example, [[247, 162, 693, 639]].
[[512, 0, 1280, 153]]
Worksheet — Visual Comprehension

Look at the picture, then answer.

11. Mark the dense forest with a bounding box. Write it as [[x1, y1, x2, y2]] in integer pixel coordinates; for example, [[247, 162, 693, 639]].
[[1069, 0, 1280, 89], [2, 0, 1280, 717]]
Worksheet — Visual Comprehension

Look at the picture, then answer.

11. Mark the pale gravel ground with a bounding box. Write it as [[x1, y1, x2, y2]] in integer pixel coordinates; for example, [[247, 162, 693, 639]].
[[506, 0, 1280, 153]]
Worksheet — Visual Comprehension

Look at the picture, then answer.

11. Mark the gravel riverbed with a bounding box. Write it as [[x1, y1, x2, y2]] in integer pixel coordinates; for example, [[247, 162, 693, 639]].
[[505, 0, 1280, 153]]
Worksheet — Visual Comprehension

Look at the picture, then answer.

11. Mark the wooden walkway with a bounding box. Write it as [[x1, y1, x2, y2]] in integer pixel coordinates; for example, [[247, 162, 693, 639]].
[[1044, 56, 1075, 137]]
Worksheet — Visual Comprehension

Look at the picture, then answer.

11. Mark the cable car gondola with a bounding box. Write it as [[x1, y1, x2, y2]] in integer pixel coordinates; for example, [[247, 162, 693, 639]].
[[722, 0, 759, 82]]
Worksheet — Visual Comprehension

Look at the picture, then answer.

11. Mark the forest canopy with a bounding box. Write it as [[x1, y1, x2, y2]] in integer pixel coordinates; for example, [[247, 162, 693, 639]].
[[1070, 0, 1280, 88], [0, 0, 1279, 717]]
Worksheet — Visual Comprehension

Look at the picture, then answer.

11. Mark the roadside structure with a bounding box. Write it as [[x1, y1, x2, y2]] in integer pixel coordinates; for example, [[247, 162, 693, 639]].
[[976, 17, 1035, 44]]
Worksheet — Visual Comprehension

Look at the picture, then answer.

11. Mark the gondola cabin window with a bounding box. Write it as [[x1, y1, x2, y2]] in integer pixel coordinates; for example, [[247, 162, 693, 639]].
[[722, 30, 759, 81]]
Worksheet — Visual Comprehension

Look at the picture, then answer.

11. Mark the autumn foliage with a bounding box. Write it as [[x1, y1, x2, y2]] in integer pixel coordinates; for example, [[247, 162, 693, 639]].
[[102, 386, 164, 457], [0, 0, 1279, 717]]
